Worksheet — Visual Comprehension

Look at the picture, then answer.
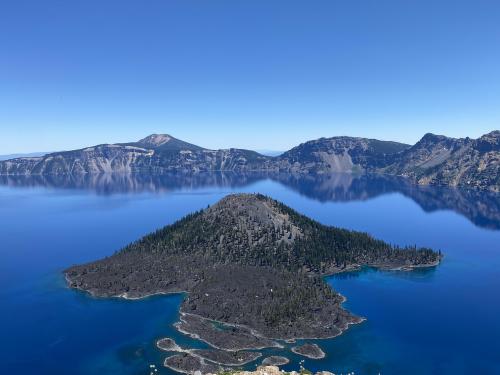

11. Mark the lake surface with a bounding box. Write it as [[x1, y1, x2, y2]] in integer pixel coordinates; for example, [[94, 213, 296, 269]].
[[1, 173, 499, 375]]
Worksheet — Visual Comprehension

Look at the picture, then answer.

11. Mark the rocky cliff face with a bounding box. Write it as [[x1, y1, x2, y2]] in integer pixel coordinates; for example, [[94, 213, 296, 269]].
[[0, 134, 408, 175], [382, 131, 500, 191], [1, 131, 498, 191], [0, 145, 153, 174], [140, 148, 271, 173], [0, 135, 271, 174], [272, 136, 410, 173]]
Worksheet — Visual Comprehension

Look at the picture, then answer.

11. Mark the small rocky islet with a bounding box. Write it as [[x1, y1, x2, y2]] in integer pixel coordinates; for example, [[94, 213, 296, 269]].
[[157, 337, 262, 366], [261, 356, 290, 366], [291, 343, 326, 359], [164, 353, 222, 375], [65, 193, 441, 373]]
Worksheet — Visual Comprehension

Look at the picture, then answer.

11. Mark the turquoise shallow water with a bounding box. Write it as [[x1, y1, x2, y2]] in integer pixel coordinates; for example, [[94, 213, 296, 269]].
[[0, 173, 499, 374]]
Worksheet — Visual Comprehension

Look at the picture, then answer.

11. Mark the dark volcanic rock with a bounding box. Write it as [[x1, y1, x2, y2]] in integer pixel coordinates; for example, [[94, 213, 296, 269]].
[[262, 356, 290, 366], [157, 338, 183, 352], [164, 353, 222, 375], [175, 313, 281, 351], [291, 343, 326, 359], [181, 266, 355, 340], [156, 337, 261, 366]]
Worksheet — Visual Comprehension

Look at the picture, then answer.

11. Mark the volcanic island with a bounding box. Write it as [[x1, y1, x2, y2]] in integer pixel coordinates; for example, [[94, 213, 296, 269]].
[[65, 194, 441, 373]]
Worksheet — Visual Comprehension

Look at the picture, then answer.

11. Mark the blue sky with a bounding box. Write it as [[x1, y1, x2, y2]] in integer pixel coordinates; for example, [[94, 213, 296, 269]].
[[1, 0, 499, 153]]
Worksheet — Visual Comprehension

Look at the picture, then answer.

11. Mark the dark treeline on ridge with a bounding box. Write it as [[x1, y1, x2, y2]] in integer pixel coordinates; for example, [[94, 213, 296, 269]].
[[120, 193, 439, 274]]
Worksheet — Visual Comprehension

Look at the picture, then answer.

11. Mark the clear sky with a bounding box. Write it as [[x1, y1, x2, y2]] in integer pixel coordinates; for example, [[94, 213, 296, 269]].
[[1, 0, 499, 153]]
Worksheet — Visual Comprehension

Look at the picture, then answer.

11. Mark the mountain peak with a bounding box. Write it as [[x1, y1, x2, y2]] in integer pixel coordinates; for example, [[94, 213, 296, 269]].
[[204, 193, 302, 242], [132, 134, 205, 151], [137, 134, 173, 147], [208, 193, 276, 218], [213, 193, 265, 205], [481, 130, 500, 139], [419, 133, 447, 142], [476, 130, 500, 152]]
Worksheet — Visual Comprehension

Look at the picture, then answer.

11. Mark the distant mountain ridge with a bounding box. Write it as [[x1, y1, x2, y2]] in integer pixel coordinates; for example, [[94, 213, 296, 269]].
[[273, 136, 411, 173], [0, 151, 51, 161], [381, 131, 500, 191], [0, 131, 498, 191]]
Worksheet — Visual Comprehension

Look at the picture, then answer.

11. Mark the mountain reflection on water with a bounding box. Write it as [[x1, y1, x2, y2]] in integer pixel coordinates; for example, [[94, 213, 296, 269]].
[[1, 172, 499, 230]]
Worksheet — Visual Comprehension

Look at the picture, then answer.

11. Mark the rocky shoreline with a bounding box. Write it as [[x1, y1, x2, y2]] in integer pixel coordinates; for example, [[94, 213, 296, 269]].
[[202, 365, 350, 375], [164, 353, 222, 375], [175, 313, 283, 351], [156, 336, 328, 374]]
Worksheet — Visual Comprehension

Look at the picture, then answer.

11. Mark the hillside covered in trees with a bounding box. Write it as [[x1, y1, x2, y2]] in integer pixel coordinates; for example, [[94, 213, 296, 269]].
[[65, 194, 441, 342]]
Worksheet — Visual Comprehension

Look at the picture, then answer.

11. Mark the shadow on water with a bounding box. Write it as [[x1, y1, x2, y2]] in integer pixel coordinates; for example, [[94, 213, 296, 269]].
[[1, 172, 499, 230]]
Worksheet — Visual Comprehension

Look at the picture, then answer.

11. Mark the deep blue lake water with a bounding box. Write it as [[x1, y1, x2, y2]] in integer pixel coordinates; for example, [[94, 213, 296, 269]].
[[1, 173, 499, 375]]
